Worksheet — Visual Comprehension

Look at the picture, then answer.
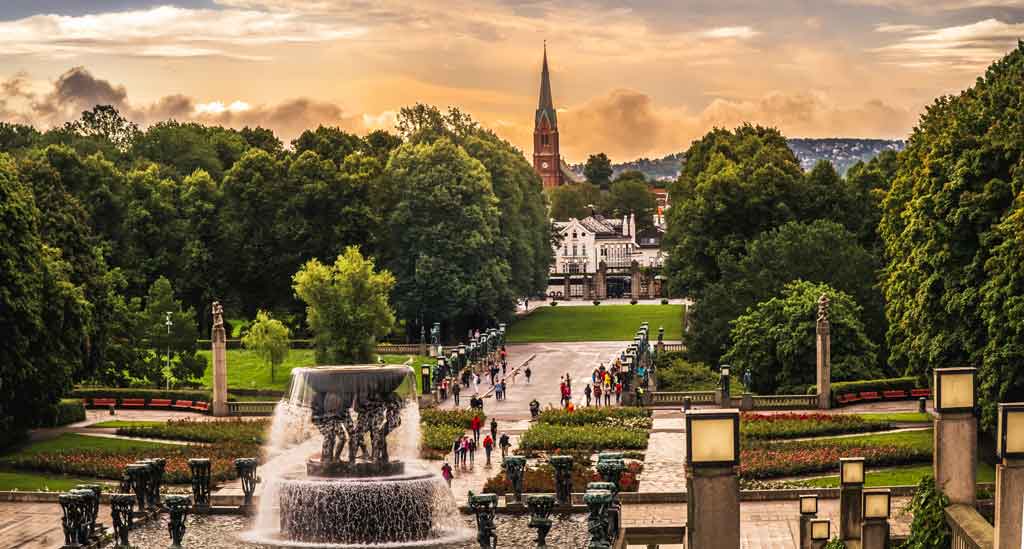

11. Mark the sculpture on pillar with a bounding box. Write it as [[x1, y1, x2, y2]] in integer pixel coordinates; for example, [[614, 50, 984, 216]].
[[189, 458, 211, 508], [110, 494, 134, 549], [550, 455, 574, 505], [503, 456, 527, 503], [584, 489, 614, 549], [817, 294, 830, 324], [816, 293, 832, 410], [527, 495, 556, 547], [468, 492, 498, 548], [164, 495, 191, 549], [211, 300, 229, 416]]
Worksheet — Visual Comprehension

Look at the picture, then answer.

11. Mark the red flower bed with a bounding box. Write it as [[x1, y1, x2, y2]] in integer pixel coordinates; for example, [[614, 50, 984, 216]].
[[740, 413, 891, 440], [740, 443, 928, 479]]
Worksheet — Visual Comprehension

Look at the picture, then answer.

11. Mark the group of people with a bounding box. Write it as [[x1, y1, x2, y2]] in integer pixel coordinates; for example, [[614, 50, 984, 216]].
[[583, 361, 625, 407], [441, 416, 512, 487]]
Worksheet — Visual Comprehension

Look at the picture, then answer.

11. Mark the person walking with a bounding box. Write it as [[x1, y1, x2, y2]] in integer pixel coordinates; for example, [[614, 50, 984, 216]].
[[459, 437, 470, 470], [452, 382, 461, 406], [482, 434, 494, 466], [471, 414, 482, 442], [593, 384, 603, 407], [490, 418, 498, 441], [525, 366, 532, 384], [615, 381, 622, 404], [441, 462, 453, 487], [604, 383, 612, 406], [529, 398, 540, 419], [452, 438, 461, 468], [584, 384, 592, 406], [473, 372, 481, 394], [468, 436, 477, 466], [499, 379, 508, 400], [499, 432, 511, 460]]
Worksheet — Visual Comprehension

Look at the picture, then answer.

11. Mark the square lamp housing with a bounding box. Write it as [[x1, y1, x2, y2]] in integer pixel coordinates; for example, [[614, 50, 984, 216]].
[[840, 457, 865, 485], [686, 409, 740, 468], [810, 519, 830, 541], [863, 489, 891, 519], [799, 494, 818, 516], [934, 367, 976, 413], [998, 403, 1024, 459], [721, 365, 731, 377]]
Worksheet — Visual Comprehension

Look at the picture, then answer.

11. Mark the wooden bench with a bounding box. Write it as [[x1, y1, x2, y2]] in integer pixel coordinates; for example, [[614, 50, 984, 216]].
[[911, 388, 932, 398], [860, 391, 882, 401], [171, 400, 193, 410], [90, 398, 117, 408], [836, 393, 861, 404], [883, 390, 907, 399], [191, 402, 210, 413], [149, 399, 172, 408], [121, 398, 145, 408]]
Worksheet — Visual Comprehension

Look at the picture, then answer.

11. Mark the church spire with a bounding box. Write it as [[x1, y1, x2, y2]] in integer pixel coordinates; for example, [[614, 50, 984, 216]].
[[536, 42, 557, 128]]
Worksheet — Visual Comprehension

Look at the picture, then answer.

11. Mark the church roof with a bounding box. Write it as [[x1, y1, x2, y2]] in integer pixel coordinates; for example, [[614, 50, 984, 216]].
[[535, 44, 557, 128]]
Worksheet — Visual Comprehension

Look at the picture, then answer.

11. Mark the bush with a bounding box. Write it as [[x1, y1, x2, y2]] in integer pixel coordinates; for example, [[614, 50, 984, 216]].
[[36, 399, 86, 428], [71, 388, 211, 403], [419, 408, 486, 429], [661, 299, 669, 305], [116, 418, 268, 444], [656, 359, 719, 392], [831, 377, 919, 399], [538, 407, 651, 427], [901, 475, 951, 549], [593, 300, 601, 306], [740, 413, 891, 440], [519, 424, 649, 452], [421, 424, 465, 459], [630, 299, 638, 305], [550, 301, 558, 306]]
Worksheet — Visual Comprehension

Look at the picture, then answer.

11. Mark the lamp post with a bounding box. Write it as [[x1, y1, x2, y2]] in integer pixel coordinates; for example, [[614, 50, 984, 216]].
[[799, 494, 819, 549], [810, 519, 831, 549], [720, 364, 732, 406], [995, 403, 1024, 549], [421, 364, 432, 396], [839, 457, 865, 540], [686, 409, 741, 549], [933, 367, 978, 505], [861, 489, 891, 549], [164, 312, 173, 390]]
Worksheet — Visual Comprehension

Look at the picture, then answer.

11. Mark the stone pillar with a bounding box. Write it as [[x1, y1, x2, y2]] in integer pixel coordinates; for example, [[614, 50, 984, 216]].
[[630, 261, 641, 300], [563, 275, 570, 300], [799, 515, 813, 549], [211, 302, 229, 417], [861, 518, 890, 549], [686, 466, 740, 549], [840, 484, 863, 540], [595, 261, 608, 300], [816, 294, 831, 410], [995, 458, 1024, 549], [934, 412, 977, 506]]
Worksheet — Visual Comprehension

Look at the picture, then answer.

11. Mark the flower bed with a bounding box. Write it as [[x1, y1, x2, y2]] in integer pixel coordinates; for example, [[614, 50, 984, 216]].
[[420, 408, 487, 429], [421, 424, 466, 459], [116, 418, 268, 444], [482, 460, 643, 495], [518, 424, 648, 453], [538, 408, 651, 429], [740, 435, 931, 480], [740, 413, 892, 441]]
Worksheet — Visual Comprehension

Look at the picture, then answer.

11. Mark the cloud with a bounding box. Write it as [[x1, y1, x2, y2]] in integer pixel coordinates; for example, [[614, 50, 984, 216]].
[[702, 26, 760, 39], [0, 5, 364, 60], [873, 18, 1024, 69], [842, 0, 1024, 11]]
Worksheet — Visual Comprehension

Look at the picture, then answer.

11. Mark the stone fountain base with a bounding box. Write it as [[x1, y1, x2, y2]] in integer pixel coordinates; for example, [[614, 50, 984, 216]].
[[306, 457, 405, 478]]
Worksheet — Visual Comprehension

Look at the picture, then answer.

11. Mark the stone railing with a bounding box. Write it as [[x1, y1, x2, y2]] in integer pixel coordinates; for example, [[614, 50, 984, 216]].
[[227, 401, 278, 416], [660, 343, 685, 353], [747, 394, 819, 410], [945, 504, 994, 549], [647, 391, 717, 406], [375, 343, 426, 355]]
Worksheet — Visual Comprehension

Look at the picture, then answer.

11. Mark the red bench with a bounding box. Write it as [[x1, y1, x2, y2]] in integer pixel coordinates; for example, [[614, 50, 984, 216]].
[[191, 402, 210, 413], [171, 400, 193, 410], [911, 388, 932, 398], [149, 399, 172, 408], [860, 391, 882, 401], [883, 390, 907, 399], [90, 398, 117, 408], [836, 393, 861, 404], [121, 398, 145, 408]]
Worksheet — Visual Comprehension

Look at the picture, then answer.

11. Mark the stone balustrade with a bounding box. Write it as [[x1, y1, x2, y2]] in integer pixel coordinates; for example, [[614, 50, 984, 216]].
[[945, 504, 994, 549]]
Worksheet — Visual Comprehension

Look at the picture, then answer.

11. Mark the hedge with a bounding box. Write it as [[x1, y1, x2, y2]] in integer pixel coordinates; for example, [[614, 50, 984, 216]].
[[36, 399, 86, 428], [518, 424, 649, 452], [537, 407, 651, 427], [830, 377, 919, 398], [116, 418, 268, 444], [740, 413, 891, 440], [419, 408, 487, 429], [71, 388, 211, 402]]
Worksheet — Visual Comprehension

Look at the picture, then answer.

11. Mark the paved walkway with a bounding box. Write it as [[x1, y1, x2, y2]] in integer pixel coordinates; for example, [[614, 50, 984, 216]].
[[638, 414, 688, 493], [0, 502, 111, 549]]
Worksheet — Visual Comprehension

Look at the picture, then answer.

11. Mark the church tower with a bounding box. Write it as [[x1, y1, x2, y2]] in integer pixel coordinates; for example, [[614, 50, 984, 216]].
[[533, 44, 563, 188]]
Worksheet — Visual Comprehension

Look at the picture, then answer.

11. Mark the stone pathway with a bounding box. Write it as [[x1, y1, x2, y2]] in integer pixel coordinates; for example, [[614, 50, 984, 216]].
[[638, 413, 687, 493], [0, 501, 110, 549]]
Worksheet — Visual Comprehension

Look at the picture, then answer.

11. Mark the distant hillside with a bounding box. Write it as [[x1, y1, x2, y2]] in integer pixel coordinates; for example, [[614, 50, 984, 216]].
[[568, 138, 904, 181]]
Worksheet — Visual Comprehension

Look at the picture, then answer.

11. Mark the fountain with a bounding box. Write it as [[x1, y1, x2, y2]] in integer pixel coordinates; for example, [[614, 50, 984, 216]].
[[243, 365, 473, 548]]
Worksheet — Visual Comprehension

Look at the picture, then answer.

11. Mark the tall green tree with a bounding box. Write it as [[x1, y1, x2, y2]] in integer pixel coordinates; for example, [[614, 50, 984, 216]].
[[64, 105, 140, 153], [293, 247, 396, 364], [881, 44, 1024, 429], [242, 310, 290, 382], [584, 153, 613, 188], [142, 276, 206, 384], [603, 177, 657, 231], [548, 183, 601, 220]]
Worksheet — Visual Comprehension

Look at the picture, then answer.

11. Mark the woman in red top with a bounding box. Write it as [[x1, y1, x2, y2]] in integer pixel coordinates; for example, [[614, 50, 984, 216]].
[[482, 434, 494, 466], [471, 415, 482, 442]]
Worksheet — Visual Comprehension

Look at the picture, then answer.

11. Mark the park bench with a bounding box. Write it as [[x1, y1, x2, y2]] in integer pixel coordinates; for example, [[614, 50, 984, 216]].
[[883, 390, 907, 399], [149, 398, 172, 408], [90, 398, 117, 408], [836, 393, 860, 404], [911, 388, 932, 398], [121, 398, 145, 408], [860, 391, 882, 401], [171, 400, 193, 410], [191, 402, 210, 413]]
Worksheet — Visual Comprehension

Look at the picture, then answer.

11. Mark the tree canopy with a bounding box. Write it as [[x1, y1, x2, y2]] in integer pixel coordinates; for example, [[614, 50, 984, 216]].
[[584, 153, 613, 188]]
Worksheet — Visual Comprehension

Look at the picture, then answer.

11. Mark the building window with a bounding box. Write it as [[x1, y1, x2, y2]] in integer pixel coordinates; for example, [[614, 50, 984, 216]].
[[572, 245, 577, 256], [601, 248, 607, 257], [572, 231, 576, 239], [563, 246, 568, 256], [582, 245, 587, 257]]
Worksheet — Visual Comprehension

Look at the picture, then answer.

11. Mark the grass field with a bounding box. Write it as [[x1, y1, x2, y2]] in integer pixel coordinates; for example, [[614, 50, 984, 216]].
[[197, 349, 435, 391], [855, 412, 933, 423], [0, 470, 112, 492], [507, 304, 683, 343], [809, 428, 934, 450], [3, 433, 174, 457], [797, 463, 996, 488]]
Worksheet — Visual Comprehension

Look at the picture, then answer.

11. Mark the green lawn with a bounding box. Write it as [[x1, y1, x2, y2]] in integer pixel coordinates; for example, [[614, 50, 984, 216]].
[[508, 304, 683, 343], [854, 412, 933, 423], [88, 421, 164, 429], [797, 463, 996, 488], [813, 428, 934, 451], [0, 469, 113, 492], [4, 433, 175, 456]]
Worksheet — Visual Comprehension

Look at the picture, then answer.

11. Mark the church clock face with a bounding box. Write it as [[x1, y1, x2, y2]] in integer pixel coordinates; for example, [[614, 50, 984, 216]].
[[542, 161, 549, 169]]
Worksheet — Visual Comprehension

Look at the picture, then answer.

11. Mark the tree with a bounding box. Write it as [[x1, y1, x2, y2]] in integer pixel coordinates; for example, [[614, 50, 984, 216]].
[[240, 126, 283, 154], [65, 105, 140, 153], [142, 276, 206, 385], [723, 280, 881, 394], [603, 178, 657, 231], [686, 220, 885, 367], [293, 246, 396, 364], [242, 310, 290, 382], [133, 121, 227, 180], [548, 183, 601, 220], [0, 122, 39, 153], [879, 43, 1024, 430], [292, 126, 363, 167], [584, 153, 613, 188]]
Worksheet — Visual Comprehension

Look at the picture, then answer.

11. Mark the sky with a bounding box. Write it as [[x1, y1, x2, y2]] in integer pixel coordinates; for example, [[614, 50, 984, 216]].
[[1, 0, 1022, 162]]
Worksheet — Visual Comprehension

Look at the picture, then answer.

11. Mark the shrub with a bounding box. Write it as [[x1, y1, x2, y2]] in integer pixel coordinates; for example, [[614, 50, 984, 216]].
[[593, 300, 601, 306], [630, 299, 638, 305], [419, 408, 486, 429], [71, 388, 211, 403], [550, 301, 558, 306], [519, 424, 648, 452], [740, 413, 891, 440], [831, 377, 919, 399], [421, 424, 465, 459], [661, 298, 669, 305], [538, 407, 651, 428], [116, 418, 268, 444], [656, 359, 718, 392], [901, 476, 951, 549], [824, 540, 847, 549], [36, 399, 86, 428]]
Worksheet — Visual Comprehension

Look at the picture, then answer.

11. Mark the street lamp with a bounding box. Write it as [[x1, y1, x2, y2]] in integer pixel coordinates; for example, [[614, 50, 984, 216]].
[[997, 403, 1024, 459], [934, 367, 976, 413], [685, 409, 740, 467], [420, 364, 432, 394], [840, 457, 865, 485], [810, 519, 830, 541], [800, 494, 819, 516], [164, 312, 173, 389], [863, 489, 891, 519]]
